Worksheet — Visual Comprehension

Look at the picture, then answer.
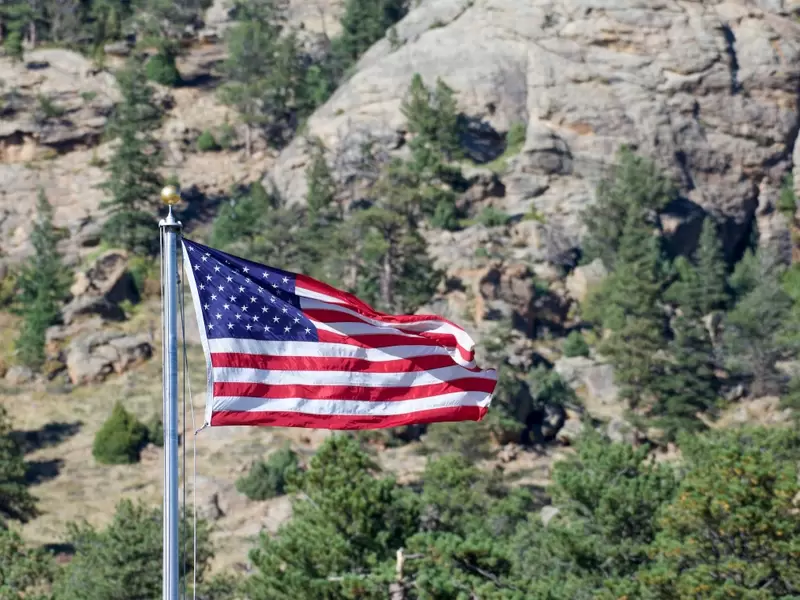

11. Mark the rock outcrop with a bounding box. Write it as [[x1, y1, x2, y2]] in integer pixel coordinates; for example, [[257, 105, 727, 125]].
[[268, 0, 800, 259], [64, 330, 153, 385], [63, 250, 139, 325]]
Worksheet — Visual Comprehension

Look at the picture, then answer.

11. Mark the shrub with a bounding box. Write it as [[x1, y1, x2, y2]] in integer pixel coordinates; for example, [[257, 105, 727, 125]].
[[777, 174, 796, 218], [505, 122, 527, 154], [146, 415, 164, 448], [235, 446, 300, 500], [216, 123, 237, 150], [101, 210, 160, 256], [196, 130, 220, 152], [429, 197, 461, 230], [92, 402, 149, 465], [563, 330, 590, 357], [128, 256, 158, 298], [145, 52, 181, 87], [477, 206, 511, 227]]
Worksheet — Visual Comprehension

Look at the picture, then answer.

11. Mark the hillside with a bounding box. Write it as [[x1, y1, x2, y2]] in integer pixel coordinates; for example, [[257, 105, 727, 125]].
[[0, 0, 799, 598]]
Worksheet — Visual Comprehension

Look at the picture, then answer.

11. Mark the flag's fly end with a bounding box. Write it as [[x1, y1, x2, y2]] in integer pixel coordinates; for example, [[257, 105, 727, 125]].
[[180, 238, 496, 430]]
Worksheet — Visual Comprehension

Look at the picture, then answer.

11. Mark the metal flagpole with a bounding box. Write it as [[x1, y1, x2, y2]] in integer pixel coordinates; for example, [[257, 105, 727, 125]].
[[159, 185, 182, 600]]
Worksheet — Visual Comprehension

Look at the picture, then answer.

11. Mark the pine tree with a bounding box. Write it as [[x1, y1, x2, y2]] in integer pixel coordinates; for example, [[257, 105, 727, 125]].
[[582, 148, 677, 270], [335, 0, 405, 65], [14, 189, 69, 369], [54, 499, 213, 600], [597, 212, 668, 407], [305, 138, 338, 225], [694, 216, 729, 314], [401, 73, 462, 159], [0, 407, 37, 525], [0, 526, 55, 596], [100, 57, 163, 255]]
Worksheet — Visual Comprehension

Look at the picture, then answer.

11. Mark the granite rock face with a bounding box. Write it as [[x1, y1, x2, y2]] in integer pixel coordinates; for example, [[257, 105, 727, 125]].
[[267, 0, 800, 257]]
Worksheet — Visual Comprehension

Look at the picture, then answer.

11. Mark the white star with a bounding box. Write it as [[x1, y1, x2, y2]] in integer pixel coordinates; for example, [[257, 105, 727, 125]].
[[261, 307, 269, 313], [282, 276, 289, 284], [243, 267, 249, 273], [203, 303, 209, 310], [284, 326, 290, 333], [216, 313, 222, 319], [272, 283, 278, 288], [205, 252, 210, 257], [253, 316, 259, 322], [226, 276, 233, 283], [235, 313, 242, 320], [194, 265, 200, 271], [262, 272, 269, 278], [223, 304, 230, 310], [265, 326, 271, 332], [242, 306, 248, 312], [273, 316, 280, 323], [227, 323, 234, 330], [250, 296, 257, 303], [218, 285, 224, 292], [211, 294, 217, 301], [270, 297, 276, 304], [293, 317, 300, 323], [246, 278, 251, 283], [201, 256, 208, 262], [246, 324, 252, 331], [304, 327, 311, 334], [230, 296, 237, 302], [281, 307, 288, 314], [208, 323, 214, 330], [205, 275, 212, 281], [238, 286, 245, 293], [188, 246, 195, 252], [214, 265, 220, 272], [199, 284, 205, 290], [258, 287, 264, 293]]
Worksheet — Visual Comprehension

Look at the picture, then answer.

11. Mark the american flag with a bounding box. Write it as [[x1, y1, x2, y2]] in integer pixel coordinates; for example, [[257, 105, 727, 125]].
[[181, 238, 496, 429]]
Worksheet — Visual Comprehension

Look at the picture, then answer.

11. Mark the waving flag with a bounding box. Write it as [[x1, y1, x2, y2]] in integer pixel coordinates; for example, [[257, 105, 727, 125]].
[[181, 238, 496, 429]]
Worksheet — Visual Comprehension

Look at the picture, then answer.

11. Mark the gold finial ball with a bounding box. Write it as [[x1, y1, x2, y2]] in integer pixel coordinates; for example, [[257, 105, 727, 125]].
[[160, 185, 181, 206]]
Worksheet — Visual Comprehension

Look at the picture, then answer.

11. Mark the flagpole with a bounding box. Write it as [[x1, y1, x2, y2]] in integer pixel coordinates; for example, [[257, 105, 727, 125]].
[[159, 186, 182, 600]]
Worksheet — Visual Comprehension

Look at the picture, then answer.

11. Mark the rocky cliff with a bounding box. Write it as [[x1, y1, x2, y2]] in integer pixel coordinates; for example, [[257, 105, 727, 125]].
[[269, 0, 800, 263]]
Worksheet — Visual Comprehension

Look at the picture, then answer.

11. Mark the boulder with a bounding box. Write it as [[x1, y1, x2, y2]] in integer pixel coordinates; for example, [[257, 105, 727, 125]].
[[554, 355, 620, 415], [565, 258, 608, 304], [65, 331, 152, 385], [4, 365, 34, 385], [62, 250, 138, 325]]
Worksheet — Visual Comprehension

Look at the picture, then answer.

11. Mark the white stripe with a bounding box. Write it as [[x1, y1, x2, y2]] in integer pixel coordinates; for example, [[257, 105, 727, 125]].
[[213, 365, 496, 387], [207, 338, 478, 368], [300, 298, 475, 350], [212, 391, 492, 415], [294, 285, 347, 304]]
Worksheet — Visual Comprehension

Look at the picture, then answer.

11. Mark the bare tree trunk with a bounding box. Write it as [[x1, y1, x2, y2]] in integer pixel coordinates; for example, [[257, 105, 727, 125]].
[[29, 21, 36, 47], [389, 548, 405, 600], [380, 248, 394, 311]]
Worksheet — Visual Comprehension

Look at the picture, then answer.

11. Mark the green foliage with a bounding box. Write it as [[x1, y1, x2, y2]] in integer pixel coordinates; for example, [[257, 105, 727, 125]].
[[640, 427, 800, 598], [145, 51, 182, 86], [505, 122, 527, 153], [305, 139, 337, 224], [3, 30, 24, 63], [723, 253, 798, 396], [14, 190, 70, 370], [0, 527, 55, 600], [562, 330, 590, 357], [582, 147, 677, 270], [235, 446, 301, 501], [127, 255, 157, 297], [401, 73, 462, 160], [100, 57, 163, 255], [688, 216, 730, 314], [336, 0, 406, 65], [196, 129, 220, 152], [0, 407, 37, 525], [477, 206, 511, 228], [91, 402, 149, 465], [53, 499, 213, 600], [36, 94, 65, 120], [145, 415, 164, 448], [777, 173, 796, 218], [210, 182, 279, 251]]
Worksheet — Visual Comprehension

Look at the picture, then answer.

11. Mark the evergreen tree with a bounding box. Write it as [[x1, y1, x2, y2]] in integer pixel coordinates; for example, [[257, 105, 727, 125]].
[[0, 407, 37, 525], [219, 7, 304, 153], [53, 499, 213, 600], [100, 57, 163, 255], [596, 211, 668, 407], [14, 189, 69, 369], [723, 254, 797, 396], [693, 216, 729, 314], [640, 427, 800, 598], [92, 402, 149, 465], [334, 0, 405, 66], [582, 148, 676, 270], [401, 73, 462, 160], [305, 138, 338, 226]]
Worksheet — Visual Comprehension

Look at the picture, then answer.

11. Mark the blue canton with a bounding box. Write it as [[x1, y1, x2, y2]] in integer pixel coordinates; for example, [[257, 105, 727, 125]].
[[182, 239, 319, 342]]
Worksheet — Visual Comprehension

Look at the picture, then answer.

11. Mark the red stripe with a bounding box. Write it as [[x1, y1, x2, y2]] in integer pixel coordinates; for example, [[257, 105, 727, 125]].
[[210, 352, 478, 373], [214, 378, 496, 401], [210, 405, 488, 429], [315, 330, 474, 362], [296, 276, 471, 332]]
